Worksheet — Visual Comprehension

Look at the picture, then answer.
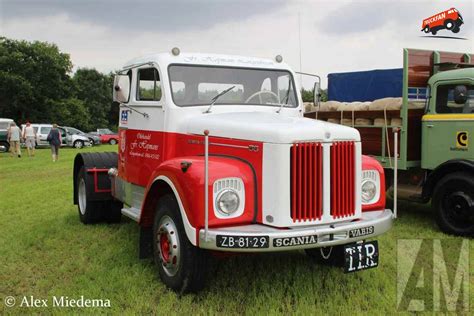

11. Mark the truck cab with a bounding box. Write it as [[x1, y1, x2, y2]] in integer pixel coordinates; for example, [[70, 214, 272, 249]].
[[73, 50, 393, 293], [422, 68, 473, 169]]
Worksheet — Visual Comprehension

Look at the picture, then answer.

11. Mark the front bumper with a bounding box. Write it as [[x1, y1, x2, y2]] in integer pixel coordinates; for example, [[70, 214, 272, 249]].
[[199, 209, 393, 252]]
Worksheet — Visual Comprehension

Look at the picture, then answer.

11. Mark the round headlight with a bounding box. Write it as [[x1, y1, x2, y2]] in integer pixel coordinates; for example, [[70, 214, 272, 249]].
[[361, 180, 377, 204], [216, 189, 240, 215]]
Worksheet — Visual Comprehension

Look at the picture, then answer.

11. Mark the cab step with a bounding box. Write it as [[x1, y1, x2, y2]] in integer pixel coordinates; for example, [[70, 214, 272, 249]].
[[121, 206, 140, 222]]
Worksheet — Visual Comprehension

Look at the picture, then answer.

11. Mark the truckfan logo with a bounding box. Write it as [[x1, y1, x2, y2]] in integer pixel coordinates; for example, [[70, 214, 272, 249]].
[[421, 8, 464, 36], [456, 131, 468, 148]]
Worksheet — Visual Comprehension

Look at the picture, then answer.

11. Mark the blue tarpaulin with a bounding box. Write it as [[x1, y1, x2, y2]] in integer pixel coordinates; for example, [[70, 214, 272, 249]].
[[328, 68, 403, 102]]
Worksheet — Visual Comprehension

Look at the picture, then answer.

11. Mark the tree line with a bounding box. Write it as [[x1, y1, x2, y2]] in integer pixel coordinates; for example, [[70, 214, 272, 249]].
[[0, 37, 118, 132], [0, 37, 326, 132]]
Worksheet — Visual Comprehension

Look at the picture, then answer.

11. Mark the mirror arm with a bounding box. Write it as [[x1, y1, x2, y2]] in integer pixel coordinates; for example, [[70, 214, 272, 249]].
[[121, 104, 149, 118]]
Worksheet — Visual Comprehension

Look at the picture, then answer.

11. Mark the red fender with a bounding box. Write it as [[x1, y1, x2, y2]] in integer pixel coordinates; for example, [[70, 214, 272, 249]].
[[362, 155, 386, 211], [140, 156, 256, 231]]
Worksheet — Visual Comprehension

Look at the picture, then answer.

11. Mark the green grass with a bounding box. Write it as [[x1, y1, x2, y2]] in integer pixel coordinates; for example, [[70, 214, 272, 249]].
[[0, 146, 472, 314]]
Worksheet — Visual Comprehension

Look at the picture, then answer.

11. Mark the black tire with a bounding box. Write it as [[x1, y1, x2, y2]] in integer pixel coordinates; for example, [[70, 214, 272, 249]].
[[452, 27, 460, 33], [109, 139, 117, 145], [0, 141, 9, 153], [305, 245, 345, 267], [88, 138, 95, 146], [77, 167, 103, 224], [432, 172, 474, 236], [153, 194, 209, 293], [74, 140, 84, 149], [103, 200, 122, 223], [431, 29, 437, 35], [444, 19, 455, 30], [423, 26, 429, 33]]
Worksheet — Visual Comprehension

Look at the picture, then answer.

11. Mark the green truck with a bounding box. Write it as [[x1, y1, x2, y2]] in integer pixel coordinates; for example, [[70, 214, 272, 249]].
[[306, 49, 474, 235]]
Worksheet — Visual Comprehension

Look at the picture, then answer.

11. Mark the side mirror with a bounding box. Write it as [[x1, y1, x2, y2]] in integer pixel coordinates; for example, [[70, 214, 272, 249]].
[[313, 82, 321, 106], [113, 75, 131, 103], [453, 85, 468, 104]]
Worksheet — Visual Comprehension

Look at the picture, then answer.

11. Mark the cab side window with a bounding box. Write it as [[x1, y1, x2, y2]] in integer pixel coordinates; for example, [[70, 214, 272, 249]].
[[436, 84, 474, 114], [137, 68, 161, 101]]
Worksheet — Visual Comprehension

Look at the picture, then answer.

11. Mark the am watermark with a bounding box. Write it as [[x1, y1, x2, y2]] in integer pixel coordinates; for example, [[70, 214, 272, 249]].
[[397, 238, 470, 312]]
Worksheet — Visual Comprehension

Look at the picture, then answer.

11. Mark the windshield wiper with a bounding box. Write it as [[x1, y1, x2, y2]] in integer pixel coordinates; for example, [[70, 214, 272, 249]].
[[277, 80, 292, 113], [204, 85, 236, 113]]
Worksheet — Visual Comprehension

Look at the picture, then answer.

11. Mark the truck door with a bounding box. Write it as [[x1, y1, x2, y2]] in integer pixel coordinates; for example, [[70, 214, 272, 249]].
[[421, 83, 474, 170], [118, 66, 165, 186]]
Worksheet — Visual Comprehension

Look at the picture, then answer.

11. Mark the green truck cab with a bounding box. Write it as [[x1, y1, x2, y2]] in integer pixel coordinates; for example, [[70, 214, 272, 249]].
[[421, 68, 473, 169], [306, 49, 474, 235]]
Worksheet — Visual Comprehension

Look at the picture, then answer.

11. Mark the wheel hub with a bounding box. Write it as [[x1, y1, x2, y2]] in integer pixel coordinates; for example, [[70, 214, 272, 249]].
[[157, 215, 180, 276], [445, 191, 474, 223], [78, 178, 86, 215]]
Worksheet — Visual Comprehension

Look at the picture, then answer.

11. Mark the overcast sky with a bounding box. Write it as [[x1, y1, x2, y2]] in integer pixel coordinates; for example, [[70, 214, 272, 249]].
[[0, 0, 473, 88]]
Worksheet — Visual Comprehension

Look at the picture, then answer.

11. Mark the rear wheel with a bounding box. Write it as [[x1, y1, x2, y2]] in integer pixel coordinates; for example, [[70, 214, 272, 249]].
[[432, 172, 474, 236], [103, 200, 122, 223], [305, 245, 345, 267], [153, 194, 209, 293], [452, 26, 460, 33], [77, 167, 102, 224], [109, 139, 117, 145], [423, 26, 429, 33]]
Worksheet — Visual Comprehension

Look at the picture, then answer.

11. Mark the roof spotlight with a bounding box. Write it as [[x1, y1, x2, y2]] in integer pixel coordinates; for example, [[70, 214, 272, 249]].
[[171, 47, 180, 56], [275, 55, 283, 63]]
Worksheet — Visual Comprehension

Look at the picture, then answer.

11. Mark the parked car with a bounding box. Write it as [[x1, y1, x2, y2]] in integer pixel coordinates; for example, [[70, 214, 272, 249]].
[[94, 128, 119, 145], [0, 118, 14, 152], [61, 126, 101, 146], [31, 124, 91, 148]]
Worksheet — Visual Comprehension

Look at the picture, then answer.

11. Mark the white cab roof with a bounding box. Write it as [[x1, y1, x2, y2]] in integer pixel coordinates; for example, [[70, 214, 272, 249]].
[[123, 52, 292, 71]]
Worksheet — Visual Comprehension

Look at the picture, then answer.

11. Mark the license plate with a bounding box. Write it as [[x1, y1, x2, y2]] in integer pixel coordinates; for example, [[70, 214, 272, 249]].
[[216, 235, 269, 249], [344, 240, 379, 273]]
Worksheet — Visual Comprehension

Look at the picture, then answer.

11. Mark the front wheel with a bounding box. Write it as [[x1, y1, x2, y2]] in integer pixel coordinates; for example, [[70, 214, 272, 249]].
[[444, 20, 454, 30], [109, 139, 117, 145], [305, 245, 345, 267], [432, 172, 474, 236], [74, 140, 84, 149], [153, 194, 209, 293], [0, 141, 9, 153], [431, 29, 437, 35]]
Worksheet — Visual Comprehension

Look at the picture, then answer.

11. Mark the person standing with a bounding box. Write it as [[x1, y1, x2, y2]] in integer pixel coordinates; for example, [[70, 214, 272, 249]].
[[47, 124, 62, 162], [22, 122, 37, 157], [7, 122, 21, 158]]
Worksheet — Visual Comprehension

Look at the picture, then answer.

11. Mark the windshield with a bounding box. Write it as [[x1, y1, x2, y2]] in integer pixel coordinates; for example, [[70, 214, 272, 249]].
[[67, 127, 83, 135], [0, 122, 11, 130], [169, 65, 298, 108]]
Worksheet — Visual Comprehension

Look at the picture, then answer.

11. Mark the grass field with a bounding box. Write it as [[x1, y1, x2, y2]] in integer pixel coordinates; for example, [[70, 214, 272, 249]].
[[0, 146, 472, 314]]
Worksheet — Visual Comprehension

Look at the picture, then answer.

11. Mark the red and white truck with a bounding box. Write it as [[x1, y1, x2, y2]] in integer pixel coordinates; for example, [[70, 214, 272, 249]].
[[73, 49, 393, 293]]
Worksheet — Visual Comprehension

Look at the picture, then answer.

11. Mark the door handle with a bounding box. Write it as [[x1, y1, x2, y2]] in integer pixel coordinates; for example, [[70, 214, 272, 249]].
[[426, 124, 434, 128]]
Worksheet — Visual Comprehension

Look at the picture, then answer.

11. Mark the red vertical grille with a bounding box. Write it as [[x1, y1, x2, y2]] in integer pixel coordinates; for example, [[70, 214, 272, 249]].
[[290, 142, 323, 222], [330, 141, 355, 218]]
